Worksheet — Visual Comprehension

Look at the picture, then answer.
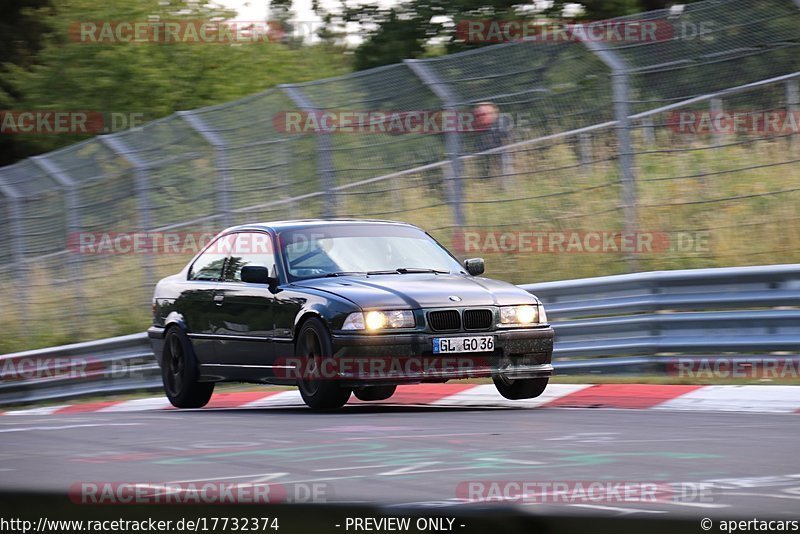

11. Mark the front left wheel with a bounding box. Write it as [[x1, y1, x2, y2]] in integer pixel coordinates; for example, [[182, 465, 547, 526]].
[[161, 327, 214, 408], [296, 318, 352, 410]]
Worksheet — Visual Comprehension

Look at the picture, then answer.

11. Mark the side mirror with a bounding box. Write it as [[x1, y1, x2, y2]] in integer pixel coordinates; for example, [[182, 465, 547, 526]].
[[241, 265, 277, 287], [464, 257, 485, 276]]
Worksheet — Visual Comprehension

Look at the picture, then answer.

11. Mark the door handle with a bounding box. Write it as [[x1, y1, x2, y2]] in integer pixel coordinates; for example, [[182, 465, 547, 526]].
[[213, 294, 224, 306]]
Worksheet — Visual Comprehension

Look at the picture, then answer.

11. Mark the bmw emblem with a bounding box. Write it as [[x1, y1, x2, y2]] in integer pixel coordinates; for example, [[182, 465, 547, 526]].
[[448, 295, 462, 302]]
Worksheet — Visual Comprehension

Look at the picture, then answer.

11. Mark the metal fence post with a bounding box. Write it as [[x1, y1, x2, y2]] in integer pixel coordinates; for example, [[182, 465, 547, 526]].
[[788, 79, 799, 151], [179, 111, 232, 228], [280, 85, 337, 218], [710, 98, 724, 147], [0, 181, 29, 323], [100, 136, 155, 290], [581, 36, 638, 271], [31, 156, 86, 321], [579, 132, 593, 173], [404, 59, 465, 228], [641, 116, 656, 146]]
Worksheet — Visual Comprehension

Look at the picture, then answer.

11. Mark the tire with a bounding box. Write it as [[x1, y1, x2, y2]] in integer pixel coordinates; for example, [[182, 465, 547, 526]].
[[353, 385, 397, 401], [161, 327, 215, 408], [296, 318, 352, 410], [492, 376, 549, 400]]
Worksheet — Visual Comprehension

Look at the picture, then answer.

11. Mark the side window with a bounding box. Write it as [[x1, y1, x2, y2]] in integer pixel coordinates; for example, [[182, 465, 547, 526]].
[[189, 234, 235, 281], [225, 232, 277, 282]]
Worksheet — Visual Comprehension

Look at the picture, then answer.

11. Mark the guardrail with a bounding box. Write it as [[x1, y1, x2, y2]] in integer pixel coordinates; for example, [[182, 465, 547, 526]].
[[1, 264, 798, 406], [521, 263, 800, 374], [0, 333, 157, 406]]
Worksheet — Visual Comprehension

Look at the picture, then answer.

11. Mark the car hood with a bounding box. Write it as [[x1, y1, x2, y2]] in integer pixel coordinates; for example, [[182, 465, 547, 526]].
[[292, 273, 539, 309]]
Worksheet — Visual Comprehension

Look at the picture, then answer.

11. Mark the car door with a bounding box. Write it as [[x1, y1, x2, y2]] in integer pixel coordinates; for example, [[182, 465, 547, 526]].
[[179, 233, 236, 364], [212, 231, 280, 368]]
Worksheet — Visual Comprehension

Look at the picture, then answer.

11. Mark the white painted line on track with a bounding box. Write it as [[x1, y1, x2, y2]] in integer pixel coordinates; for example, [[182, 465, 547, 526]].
[[315, 465, 393, 472], [473, 457, 544, 466], [727, 492, 800, 501], [663, 501, 730, 508], [0, 422, 142, 433], [342, 432, 487, 441], [568, 504, 668, 514], [168, 472, 288, 484], [5, 405, 70, 416]]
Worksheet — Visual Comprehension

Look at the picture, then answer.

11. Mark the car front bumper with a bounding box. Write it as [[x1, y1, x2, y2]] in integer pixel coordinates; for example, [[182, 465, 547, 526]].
[[328, 326, 554, 385]]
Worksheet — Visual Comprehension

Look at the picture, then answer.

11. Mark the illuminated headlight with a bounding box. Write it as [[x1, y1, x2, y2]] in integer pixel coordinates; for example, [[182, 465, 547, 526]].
[[499, 305, 539, 326], [341, 310, 415, 331]]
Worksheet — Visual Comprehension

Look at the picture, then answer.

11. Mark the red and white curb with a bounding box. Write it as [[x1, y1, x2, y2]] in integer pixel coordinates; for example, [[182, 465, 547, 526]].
[[3, 383, 800, 416]]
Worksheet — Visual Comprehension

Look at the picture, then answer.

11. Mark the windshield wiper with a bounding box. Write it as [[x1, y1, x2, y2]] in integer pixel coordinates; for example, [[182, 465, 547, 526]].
[[396, 267, 449, 274], [366, 268, 449, 275], [325, 271, 366, 277]]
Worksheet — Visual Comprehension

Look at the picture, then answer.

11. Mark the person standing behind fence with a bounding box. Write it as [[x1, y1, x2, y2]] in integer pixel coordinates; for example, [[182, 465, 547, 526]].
[[471, 102, 511, 188]]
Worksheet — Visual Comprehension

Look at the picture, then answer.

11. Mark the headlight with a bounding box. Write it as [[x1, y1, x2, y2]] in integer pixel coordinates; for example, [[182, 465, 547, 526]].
[[341, 310, 415, 331], [499, 305, 539, 326], [341, 312, 365, 330]]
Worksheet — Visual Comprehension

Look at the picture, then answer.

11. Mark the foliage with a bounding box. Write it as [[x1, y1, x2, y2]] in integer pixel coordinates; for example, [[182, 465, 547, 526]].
[[0, 0, 351, 165], [321, 0, 703, 70]]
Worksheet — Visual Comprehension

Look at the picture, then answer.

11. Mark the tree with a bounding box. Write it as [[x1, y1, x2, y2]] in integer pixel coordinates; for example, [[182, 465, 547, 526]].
[[334, 0, 701, 71], [0, 0, 54, 165], [0, 0, 350, 165]]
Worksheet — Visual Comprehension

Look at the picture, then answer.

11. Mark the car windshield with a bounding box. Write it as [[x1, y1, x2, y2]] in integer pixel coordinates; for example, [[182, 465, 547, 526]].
[[279, 224, 463, 281]]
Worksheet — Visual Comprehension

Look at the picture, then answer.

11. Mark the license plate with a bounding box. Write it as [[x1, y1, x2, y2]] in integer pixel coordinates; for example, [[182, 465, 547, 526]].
[[433, 336, 495, 354]]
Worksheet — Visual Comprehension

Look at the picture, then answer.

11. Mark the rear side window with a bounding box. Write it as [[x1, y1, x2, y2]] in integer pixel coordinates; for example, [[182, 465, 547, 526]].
[[224, 232, 277, 282], [189, 234, 235, 281]]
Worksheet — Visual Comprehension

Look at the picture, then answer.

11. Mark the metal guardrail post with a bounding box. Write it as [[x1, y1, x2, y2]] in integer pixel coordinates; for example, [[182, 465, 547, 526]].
[[0, 179, 29, 323], [30, 156, 86, 321], [580, 36, 638, 271], [99, 136, 155, 290], [178, 111, 232, 228], [404, 59, 466, 228], [280, 85, 337, 218]]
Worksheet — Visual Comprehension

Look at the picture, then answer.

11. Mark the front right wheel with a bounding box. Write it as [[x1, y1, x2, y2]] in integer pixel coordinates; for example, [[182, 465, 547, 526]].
[[353, 385, 397, 401], [493, 376, 549, 400], [296, 318, 352, 410]]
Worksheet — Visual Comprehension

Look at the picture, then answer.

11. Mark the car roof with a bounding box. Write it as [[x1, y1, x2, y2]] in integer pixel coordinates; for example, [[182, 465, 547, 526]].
[[222, 219, 421, 233]]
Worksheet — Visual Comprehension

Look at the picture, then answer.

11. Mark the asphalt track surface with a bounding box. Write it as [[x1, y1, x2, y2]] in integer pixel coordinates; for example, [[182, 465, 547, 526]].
[[1, 403, 798, 518]]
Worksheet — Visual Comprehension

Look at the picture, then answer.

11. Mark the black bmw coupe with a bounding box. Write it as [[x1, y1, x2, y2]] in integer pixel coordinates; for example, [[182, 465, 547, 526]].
[[148, 220, 554, 410]]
